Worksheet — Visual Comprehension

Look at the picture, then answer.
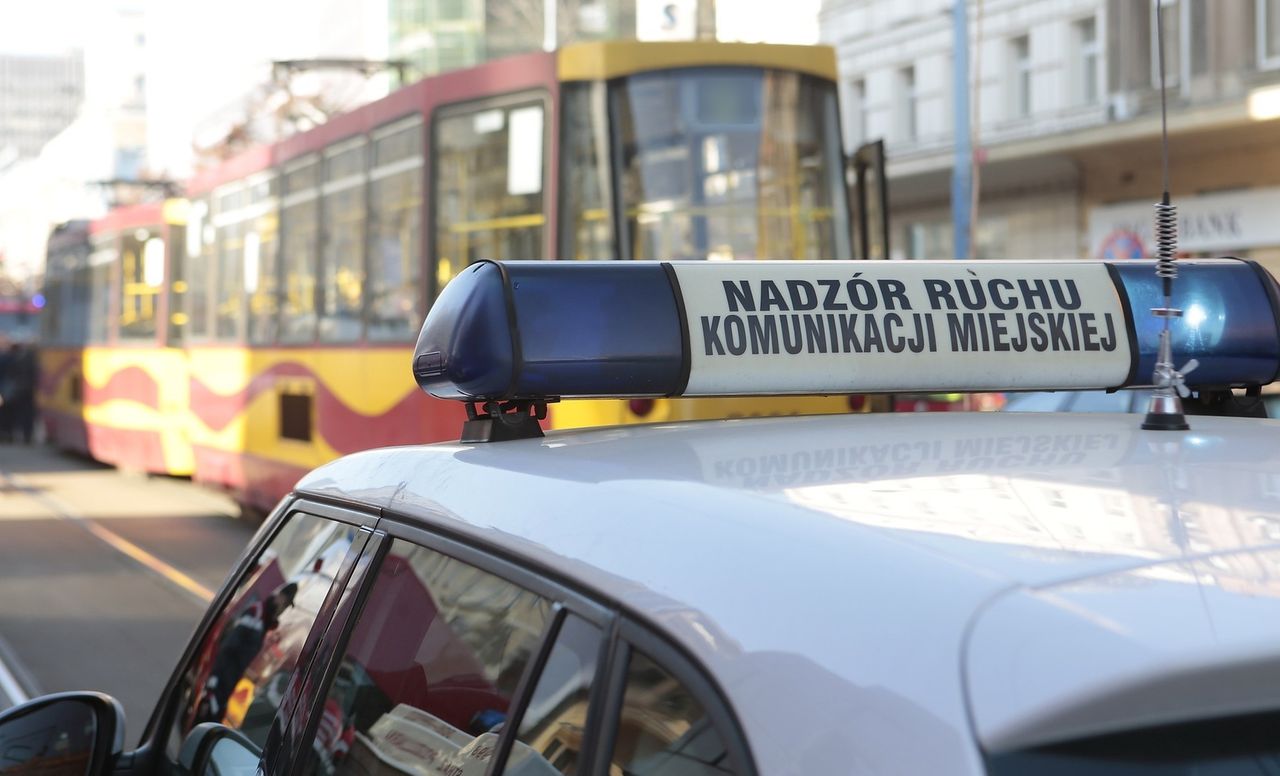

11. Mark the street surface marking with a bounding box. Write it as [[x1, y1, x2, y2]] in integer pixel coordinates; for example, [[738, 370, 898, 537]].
[[77, 517, 216, 604], [3, 473, 215, 605], [0, 635, 31, 708]]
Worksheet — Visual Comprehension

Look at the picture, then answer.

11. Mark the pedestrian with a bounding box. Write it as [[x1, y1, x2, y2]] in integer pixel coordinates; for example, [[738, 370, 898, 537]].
[[194, 581, 299, 725], [4, 341, 37, 444], [0, 334, 13, 443]]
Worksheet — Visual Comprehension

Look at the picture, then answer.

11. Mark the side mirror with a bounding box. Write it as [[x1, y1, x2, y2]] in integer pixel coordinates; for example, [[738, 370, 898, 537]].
[[178, 723, 261, 776], [0, 692, 125, 776]]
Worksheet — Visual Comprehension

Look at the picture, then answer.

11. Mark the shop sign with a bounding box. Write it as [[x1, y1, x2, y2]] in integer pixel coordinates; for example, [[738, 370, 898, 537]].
[[1088, 186, 1280, 258]]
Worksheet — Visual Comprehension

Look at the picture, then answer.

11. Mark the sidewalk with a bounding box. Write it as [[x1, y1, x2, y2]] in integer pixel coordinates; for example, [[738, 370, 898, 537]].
[[0, 444, 238, 521]]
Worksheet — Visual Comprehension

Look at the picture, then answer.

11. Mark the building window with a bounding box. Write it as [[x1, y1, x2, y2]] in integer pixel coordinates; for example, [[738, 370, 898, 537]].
[[1074, 17, 1100, 105], [1008, 35, 1031, 119], [848, 77, 866, 145], [1150, 0, 1207, 89], [1262, 0, 1280, 69], [896, 66, 916, 142], [1150, 0, 1181, 88]]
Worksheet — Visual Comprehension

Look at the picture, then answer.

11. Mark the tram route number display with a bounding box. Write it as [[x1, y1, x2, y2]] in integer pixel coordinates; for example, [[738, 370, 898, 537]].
[[668, 262, 1133, 395]]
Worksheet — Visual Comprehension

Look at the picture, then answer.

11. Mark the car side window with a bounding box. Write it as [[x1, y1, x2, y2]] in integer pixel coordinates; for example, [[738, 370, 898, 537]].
[[504, 613, 605, 774], [298, 538, 554, 776], [609, 650, 737, 776], [165, 513, 365, 760]]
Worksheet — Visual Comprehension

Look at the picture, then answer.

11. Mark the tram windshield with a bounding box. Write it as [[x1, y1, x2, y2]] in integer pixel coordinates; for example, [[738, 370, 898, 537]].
[[561, 67, 851, 262]]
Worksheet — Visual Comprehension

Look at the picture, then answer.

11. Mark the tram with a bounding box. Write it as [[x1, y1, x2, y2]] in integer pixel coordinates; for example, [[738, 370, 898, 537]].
[[40, 203, 194, 472], [41, 40, 887, 514]]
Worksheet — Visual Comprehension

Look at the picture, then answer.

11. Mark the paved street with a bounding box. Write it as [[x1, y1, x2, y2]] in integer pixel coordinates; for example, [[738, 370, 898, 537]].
[[0, 443, 258, 739]]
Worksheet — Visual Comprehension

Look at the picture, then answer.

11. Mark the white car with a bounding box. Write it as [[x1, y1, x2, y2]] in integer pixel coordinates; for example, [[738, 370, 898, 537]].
[[4, 259, 1280, 776]]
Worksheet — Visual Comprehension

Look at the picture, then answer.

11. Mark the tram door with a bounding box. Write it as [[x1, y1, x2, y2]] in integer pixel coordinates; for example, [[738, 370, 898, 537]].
[[849, 139, 890, 261]]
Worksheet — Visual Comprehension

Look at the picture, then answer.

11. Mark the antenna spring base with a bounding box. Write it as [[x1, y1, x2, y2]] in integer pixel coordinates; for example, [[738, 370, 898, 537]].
[[1154, 200, 1178, 279]]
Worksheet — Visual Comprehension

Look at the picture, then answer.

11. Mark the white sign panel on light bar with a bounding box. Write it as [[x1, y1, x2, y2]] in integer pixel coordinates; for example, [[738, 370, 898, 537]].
[[669, 262, 1133, 395]]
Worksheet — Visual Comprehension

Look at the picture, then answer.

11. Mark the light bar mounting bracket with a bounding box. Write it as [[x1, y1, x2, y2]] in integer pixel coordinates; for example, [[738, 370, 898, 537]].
[[461, 398, 557, 443]]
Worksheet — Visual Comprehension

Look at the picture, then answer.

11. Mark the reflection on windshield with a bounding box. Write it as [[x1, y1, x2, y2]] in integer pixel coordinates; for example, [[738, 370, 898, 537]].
[[561, 68, 850, 262], [616, 68, 848, 261]]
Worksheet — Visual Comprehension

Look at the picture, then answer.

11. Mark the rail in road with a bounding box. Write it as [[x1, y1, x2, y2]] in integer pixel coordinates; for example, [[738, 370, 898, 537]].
[[0, 444, 257, 732]]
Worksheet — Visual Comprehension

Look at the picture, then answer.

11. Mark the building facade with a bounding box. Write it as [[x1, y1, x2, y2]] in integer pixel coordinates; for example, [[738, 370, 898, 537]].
[[821, 0, 1280, 274], [0, 51, 84, 163], [387, 0, 824, 83]]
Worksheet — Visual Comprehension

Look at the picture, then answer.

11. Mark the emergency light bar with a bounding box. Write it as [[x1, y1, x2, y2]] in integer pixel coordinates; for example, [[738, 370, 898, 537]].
[[413, 259, 1280, 404]]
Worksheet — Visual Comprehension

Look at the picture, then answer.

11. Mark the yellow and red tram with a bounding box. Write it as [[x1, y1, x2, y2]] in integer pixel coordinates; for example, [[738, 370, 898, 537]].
[[41, 203, 194, 473], [41, 41, 880, 514]]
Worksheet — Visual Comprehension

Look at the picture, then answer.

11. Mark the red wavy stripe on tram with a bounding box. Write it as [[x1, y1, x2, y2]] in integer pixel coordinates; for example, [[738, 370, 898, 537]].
[[86, 423, 168, 474], [188, 362, 319, 431], [83, 366, 161, 410], [189, 362, 463, 454], [193, 446, 310, 514], [316, 389, 460, 455]]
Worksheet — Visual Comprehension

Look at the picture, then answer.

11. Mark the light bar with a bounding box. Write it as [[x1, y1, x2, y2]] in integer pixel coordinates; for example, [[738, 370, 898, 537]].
[[413, 260, 1280, 401]]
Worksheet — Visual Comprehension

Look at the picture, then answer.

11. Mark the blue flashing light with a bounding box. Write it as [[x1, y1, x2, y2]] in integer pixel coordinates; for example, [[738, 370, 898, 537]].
[[414, 261, 685, 400], [413, 259, 1280, 402], [30, 293, 45, 309], [1113, 261, 1280, 388]]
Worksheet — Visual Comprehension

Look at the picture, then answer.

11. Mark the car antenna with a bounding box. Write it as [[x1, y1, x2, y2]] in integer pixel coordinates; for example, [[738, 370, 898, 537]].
[[1141, 0, 1198, 431]]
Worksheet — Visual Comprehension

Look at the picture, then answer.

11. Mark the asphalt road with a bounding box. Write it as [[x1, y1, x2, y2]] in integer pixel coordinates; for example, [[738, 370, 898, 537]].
[[0, 443, 258, 742]]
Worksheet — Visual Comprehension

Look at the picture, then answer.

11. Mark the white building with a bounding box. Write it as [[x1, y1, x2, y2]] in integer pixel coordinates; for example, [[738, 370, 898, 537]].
[[821, 0, 1107, 260], [0, 51, 85, 162], [821, 0, 1280, 271], [0, 2, 149, 280]]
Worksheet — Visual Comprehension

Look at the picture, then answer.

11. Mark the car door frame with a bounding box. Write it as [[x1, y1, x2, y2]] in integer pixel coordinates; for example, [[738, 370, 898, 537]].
[[274, 505, 759, 776], [119, 496, 382, 776]]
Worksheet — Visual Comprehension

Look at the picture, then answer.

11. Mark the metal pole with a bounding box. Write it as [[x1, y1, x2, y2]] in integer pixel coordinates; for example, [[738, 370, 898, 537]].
[[544, 0, 557, 51], [951, 0, 972, 259]]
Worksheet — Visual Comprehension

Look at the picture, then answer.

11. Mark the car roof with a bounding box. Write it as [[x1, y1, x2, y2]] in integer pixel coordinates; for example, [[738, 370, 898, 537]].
[[296, 411, 1280, 774]]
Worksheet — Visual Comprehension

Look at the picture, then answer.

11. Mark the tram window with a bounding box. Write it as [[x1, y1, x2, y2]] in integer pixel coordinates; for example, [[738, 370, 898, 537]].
[[368, 119, 423, 343], [214, 218, 247, 342], [39, 279, 58, 344], [67, 259, 92, 346], [560, 83, 615, 260], [45, 230, 89, 345], [88, 236, 114, 344], [247, 179, 281, 346], [610, 67, 850, 262], [433, 95, 546, 299], [186, 198, 214, 341], [167, 224, 187, 345], [319, 139, 367, 344], [119, 230, 160, 341], [281, 158, 321, 344]]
